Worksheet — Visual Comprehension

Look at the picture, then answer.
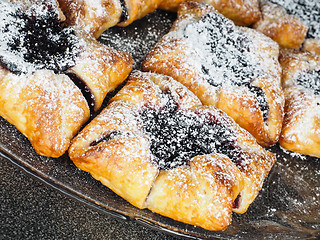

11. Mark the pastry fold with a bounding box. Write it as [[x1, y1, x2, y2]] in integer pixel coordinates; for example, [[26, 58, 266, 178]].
[[278, 50, 320, 158], [0, 70, 90, 158], [142, 1, 284, 147], [69, 71, 276, 230]]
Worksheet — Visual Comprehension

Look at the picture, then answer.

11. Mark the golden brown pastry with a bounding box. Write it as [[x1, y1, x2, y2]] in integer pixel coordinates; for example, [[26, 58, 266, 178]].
[[142, 1, 284, 147], [159, 0, 261, 26], [58, 0, 162, 38], [253, 1, 308, 49], [69, 70, 276, 230], [279, 49, 320, 158], [0, 70, 90, 158], [0, 1, 132, 157]]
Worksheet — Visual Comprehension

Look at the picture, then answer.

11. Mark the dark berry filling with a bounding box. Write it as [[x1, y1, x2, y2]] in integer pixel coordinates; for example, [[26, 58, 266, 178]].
[[66, 73, 95, 113], [119, 0, 129, 23], [140, 94, 247, 170], [246, 84, 269, 121], [182, 12, 269, 121], [0, 2, 80, 74], [295, 69, 320, 95], [90, 130, 124, 147], [232, 194, 241, 209]]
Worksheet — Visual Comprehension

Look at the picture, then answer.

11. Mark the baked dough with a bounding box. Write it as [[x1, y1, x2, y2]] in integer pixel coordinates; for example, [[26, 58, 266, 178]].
[[58, 0, 162, 38], [159, 0, 261, 26], [69, 70, 276, 230], [58, 0, 261, 38], [278, 49, 320, 158], [253, 1, 308, 49], [142, 1, 284, 147], [0, 1, 132, 157]]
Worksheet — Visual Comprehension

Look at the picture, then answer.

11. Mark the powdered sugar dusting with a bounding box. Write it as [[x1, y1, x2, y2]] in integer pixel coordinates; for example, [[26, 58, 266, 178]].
[[0, 1, 80, 74], [170, 11, 266, 88]]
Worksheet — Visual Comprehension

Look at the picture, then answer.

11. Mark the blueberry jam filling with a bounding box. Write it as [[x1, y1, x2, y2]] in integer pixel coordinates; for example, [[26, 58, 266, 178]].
[[90, 130, 129, 147], [140, 94, 247, 170], [0, 2, 80, 74], [181, 12, 269, 121], [66, 73, 96, 113], [295, 69, 320, 95], [246, 84, 269, 121], [119, 0, 129, 23]]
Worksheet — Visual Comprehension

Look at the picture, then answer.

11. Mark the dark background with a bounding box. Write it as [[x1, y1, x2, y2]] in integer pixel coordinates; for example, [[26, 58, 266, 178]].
[[0, 157, 179, 240]]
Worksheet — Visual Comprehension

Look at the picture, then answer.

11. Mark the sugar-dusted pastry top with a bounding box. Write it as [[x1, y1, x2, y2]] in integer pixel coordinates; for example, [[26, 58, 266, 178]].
[[69, 70, 276, 231], [0, 1, 80, 74], [0, 0, 132, 157], [279, 49, 320, 158], [143, 1, 284, 147]]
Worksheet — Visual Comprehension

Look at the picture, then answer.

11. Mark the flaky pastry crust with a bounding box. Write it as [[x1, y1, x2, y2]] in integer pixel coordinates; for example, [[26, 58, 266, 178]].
[[69, 70, 276, 230], [0, 1, 132, 157], [279, 50, 320, 158], [0, 70, 90, 158]]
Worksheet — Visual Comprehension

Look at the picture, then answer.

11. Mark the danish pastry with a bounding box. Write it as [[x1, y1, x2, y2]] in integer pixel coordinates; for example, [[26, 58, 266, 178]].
[[142, 1, 284, 147], [278, 49, 320, 158], [0, 1, 132, 157], [69, 70, 276, 230], [253, 1, 308, 49]]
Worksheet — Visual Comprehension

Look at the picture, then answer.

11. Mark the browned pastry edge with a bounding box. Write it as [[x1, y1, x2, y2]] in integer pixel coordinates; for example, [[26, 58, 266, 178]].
[[69, 70, 276, 230], [0, 1, 133, 157], [278, 49, 320, 158], [57, 0, 262, 38], [0, 69, 90, 158]]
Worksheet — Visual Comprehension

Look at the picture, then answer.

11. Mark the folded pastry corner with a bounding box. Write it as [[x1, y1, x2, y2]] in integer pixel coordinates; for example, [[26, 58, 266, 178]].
[[69, 70, 276, 230], [142, 1, 284, 147], [0, 70, 90, 158], [278, 49, 320, 158]]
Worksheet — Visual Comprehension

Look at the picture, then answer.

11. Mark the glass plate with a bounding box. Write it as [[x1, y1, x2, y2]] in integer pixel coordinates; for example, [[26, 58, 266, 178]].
[[1, 9, 320, 240]]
